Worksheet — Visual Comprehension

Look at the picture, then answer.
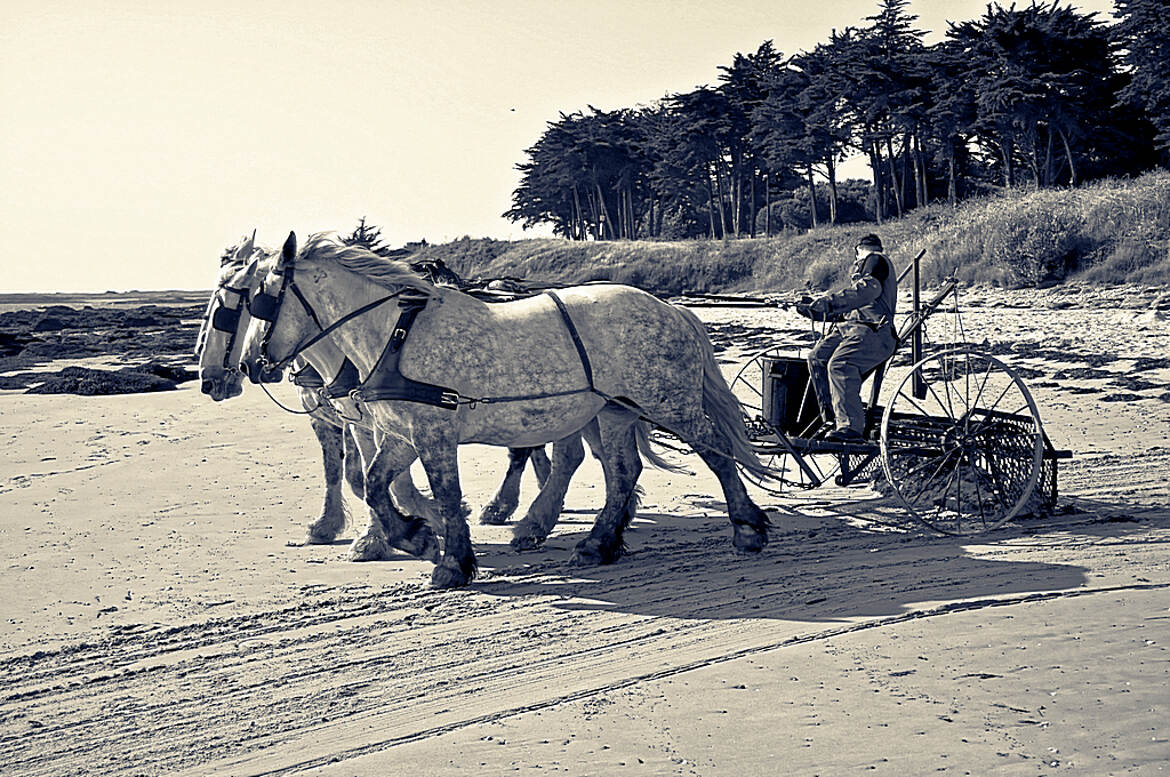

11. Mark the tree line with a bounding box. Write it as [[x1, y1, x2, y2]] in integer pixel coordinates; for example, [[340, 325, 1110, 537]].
[[505, 0, 1169, 241]]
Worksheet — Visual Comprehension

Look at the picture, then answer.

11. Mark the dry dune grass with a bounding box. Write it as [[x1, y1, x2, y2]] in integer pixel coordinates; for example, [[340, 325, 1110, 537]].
[[417, 170, 1170, 295]]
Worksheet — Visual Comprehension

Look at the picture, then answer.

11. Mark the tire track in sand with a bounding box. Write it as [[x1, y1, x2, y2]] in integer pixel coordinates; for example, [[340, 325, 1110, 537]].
[[3, 508, 1166, 777]]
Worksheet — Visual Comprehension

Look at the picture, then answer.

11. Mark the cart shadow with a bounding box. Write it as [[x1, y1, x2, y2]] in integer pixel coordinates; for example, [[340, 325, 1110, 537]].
[[471, 493, 1166, 624]]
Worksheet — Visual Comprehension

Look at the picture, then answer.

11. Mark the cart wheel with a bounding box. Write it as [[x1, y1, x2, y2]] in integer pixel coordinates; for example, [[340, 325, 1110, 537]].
[[729, 345, 787, 422], [730, 346, 833, 494], [879, 348, 1044, 534]]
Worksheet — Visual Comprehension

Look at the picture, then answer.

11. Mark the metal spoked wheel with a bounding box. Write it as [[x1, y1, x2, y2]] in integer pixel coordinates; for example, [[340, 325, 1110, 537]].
[[879, 348, 1044, 535], [730, 346, 835, 494]]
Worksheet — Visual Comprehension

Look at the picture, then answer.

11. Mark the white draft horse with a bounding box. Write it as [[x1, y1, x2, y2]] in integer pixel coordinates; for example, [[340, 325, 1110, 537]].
[[196, 235, 572, 557], [195, 239, 437, 556], [239, 232, 771, 588]]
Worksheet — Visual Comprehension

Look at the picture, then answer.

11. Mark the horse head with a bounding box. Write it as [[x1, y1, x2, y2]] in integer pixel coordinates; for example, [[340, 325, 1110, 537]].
[[197, 238, 275, 399], [239, 231, 307, 384]]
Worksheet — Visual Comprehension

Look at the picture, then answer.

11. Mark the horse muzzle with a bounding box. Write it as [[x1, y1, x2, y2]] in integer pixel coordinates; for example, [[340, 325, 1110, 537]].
[[240, 359, 284, 385], [200, 376, 245, 401]]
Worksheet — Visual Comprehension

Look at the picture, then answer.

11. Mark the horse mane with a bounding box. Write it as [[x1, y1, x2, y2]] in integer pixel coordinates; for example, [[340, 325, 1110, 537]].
[[216, 245, 270, 287], [298, 232, 434, 295]]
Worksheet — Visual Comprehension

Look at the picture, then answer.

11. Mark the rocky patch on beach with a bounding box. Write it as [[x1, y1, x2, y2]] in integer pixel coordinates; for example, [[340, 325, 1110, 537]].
[[0, 303, 203, 394]]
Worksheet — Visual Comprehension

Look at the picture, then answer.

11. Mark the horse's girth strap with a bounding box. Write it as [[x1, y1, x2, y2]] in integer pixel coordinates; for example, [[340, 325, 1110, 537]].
[[544, 291, 594, 390]]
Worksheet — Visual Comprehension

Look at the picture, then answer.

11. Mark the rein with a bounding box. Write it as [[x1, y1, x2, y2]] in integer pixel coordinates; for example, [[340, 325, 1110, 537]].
[[258, 380, 320, 415]]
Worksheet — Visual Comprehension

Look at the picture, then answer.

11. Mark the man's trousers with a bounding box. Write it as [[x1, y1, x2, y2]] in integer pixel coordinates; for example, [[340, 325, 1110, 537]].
[[806, 323, 896, 434]]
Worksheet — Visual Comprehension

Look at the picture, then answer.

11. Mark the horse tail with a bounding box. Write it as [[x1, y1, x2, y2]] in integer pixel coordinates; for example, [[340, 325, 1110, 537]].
[[675, 305, 769, 477], [633, 421, 690, 474]]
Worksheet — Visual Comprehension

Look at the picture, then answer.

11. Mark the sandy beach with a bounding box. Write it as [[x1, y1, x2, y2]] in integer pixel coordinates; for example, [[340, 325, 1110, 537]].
[[2, 289, 1168, 776]]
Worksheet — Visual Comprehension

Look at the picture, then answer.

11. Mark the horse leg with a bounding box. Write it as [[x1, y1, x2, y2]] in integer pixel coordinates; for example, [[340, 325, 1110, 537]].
[[384, 466, 442, 564], [305, 416, 348, 544], [417, 442, 476, 589], [478, 447, 534, 525], [570, 412, 641, 567], [342, 425, 366, 500], [674, 416, 770, 554], [348, 426, 435, 548], [511, 432, 586, 551], [529, 445, 552, 487], [389, 470, 441, 540], [349, 435, 438, 562]]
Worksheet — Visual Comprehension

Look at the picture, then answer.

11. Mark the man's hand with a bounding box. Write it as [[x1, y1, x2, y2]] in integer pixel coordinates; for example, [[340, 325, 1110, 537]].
[[796, 295, 834, 321]]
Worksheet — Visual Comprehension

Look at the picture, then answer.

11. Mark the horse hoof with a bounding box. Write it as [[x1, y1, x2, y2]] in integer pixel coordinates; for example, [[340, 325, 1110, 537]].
[[305, 527, 340, 545], [392, 519, 441, 563], [510, 533, 545, 552], [569, 538, 619, 567], [305, 514, 345, 544], [732, 526, 767, 554], [478, 503, 515, 525], [431, 562, 470, 589], [348, 534, 391, 562]]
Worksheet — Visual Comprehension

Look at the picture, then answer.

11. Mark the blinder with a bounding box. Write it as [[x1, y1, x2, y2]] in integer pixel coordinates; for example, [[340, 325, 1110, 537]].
[[249, 265, 308, 370], [211, 303, 242, 333], [248, 290, 281, 322]]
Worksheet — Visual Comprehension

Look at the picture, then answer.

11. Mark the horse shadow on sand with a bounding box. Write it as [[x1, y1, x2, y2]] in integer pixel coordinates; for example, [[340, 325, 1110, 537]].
[[467, 490, 1167, 624]]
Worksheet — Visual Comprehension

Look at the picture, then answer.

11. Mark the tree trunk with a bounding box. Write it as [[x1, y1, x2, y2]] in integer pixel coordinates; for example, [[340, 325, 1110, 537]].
[[913, 133, 927, 207], [572, 184, 584, 241], [706, 174, 718, 239], [869, 141, 885, 224], [826, 156, 839, 224], [764, 172, 772, 237], [1058, 128, 1077, 186], [595, 181, 613, 239], [806, 167, 818, 229], [628, 186, 637, 239], [731, 160, 741, 237], [885, 135, 904, 218], [1000, 135, 1014, 187], [1026, 126, 1041, 188], [749, 168, 757, 238], [714, 162, 729, 238], [947, 153, 957, 207], [1043, 127, 1054, 187]]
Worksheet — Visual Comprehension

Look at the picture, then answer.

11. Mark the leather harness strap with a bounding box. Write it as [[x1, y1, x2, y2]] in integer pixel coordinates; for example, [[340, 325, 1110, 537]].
[[543, 290, 594, 390], [351, 293, 460, 409], [291, 359, 362, 399], [325, 358, 361, 399]]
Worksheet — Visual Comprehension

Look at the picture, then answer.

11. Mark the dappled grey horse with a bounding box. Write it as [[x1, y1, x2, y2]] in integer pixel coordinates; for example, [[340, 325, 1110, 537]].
[[238, 232, 771, 588], [196, 236, 557, 559]]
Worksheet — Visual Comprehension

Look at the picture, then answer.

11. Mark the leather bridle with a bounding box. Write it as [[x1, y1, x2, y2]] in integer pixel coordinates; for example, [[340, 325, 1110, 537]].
[[248, 260, 404, 374], [199, 282, 251, 372]]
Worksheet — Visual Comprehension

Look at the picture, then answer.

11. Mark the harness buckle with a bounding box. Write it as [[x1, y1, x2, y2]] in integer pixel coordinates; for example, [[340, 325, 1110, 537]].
[[440, 391, 460, 407]]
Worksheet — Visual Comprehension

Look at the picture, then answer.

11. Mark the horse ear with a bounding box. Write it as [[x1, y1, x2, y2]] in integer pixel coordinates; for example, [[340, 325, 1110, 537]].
[[239, 229, 255, 256], [278, 231, 297, 270]]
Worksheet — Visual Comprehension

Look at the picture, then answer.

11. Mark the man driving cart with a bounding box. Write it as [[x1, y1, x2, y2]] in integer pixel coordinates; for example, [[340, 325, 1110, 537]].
[[797, 233, 897, 442]]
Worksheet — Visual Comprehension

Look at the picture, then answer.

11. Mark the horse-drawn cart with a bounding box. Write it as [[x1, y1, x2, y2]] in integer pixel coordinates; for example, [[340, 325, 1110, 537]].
[[727, 256, 1071, 535]]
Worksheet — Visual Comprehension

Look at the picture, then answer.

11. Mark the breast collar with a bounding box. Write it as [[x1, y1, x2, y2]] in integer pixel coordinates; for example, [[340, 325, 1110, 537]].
[[351, 292, 461, 408]]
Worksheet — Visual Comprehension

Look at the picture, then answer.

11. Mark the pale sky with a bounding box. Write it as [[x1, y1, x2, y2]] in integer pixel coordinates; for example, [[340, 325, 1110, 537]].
[[1, 0, 1117, 292]]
